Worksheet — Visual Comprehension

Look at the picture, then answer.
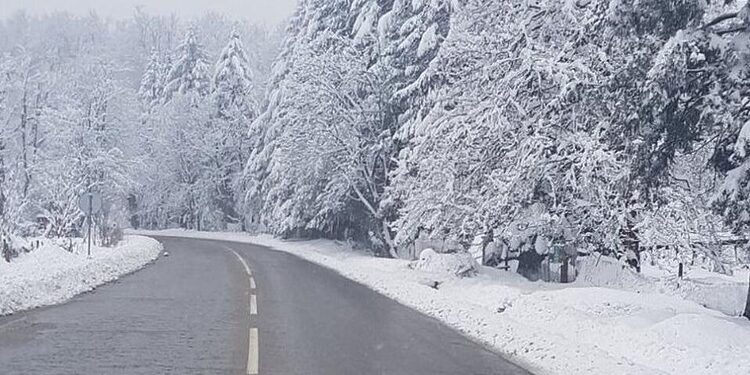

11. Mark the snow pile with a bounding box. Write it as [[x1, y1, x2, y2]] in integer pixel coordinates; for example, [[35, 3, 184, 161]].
[[410, 248, 479, 278], [0, 235, 162, 316], [577, 255, 750, 316], [576, 255, 648, 288], [132, 230, 750, 375], [665, 275, 748, 316]]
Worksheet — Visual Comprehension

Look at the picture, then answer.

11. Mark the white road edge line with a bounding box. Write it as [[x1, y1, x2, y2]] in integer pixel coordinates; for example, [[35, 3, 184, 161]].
[[250, 277, 256, 289], [248, 328, 259, 374]]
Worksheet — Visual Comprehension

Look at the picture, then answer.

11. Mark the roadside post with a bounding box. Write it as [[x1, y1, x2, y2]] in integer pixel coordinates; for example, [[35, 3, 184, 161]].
[[78, 191, 103, 257]]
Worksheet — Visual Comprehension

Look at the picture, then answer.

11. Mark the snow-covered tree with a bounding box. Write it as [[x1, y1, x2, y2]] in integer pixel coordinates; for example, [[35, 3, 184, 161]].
[[163, 28, 211, 102], [0, 7, 280, 245], [0, 56, 13, 238], [213, 30, 255, 119], [35, 58, 139, 237], [252, 31, 398, 254], [138, 49, 165, 108], [208, 31, 256, 226], [391, 0, 628, 273], [246, 0, 457, 255], [379, 0, 455, 133], [6, 0, 750, 298]]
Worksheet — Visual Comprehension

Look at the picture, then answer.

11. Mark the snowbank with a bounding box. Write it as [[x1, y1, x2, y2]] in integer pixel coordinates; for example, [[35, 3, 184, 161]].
[[577, 255, 750, 316], [410, 248, 479, 277], [131, 229, 750, 375], [0, 235, 162, 316]]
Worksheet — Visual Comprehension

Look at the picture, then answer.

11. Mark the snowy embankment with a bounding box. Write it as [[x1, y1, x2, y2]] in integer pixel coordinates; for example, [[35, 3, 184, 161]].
[[0, 235, 162, 316], [132, 229, 750, 375], [577, 255, 750, 316]]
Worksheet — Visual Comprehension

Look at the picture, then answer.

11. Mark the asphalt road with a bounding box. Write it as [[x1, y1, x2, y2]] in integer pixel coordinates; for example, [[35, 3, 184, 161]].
[[0, 236, 531, 375]]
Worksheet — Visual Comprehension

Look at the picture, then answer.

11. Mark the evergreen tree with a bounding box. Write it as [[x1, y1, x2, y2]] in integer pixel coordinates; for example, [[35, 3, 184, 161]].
[[213, 30, 254, 120], [245, 0, 353, 229], [138, 49, 164, 108], [382, 0, 455, 134], [159, 53, 173, 98], [246, 0, 455, 256], [163, 28, 211, 102], [208, 30, 257, 227]]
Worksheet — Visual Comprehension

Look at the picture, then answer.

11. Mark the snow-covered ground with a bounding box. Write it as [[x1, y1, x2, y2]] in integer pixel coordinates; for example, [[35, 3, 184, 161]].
[[577, 254, 750, 316], [132, 229, 750, 375], [0, 235, 162, 316]]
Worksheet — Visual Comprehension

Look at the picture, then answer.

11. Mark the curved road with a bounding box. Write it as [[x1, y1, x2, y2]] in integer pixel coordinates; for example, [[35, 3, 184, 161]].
[[0, 236, 531, 375]]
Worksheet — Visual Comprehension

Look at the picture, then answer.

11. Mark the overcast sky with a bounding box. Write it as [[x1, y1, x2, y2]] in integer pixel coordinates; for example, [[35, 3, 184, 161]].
[[0, 0, 298, 26]]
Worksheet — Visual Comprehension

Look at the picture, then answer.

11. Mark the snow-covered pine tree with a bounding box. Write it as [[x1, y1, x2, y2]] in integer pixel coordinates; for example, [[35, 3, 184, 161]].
[[357, 0, 458, 254], [138, 49, 164, 108], [391, 0, 628, 272], [612, 0, 710, 201], [381, 0, 455, 135], [704, 2, 750, 230], [209, 30, 256, 227], [245, 0, 353, 229], [0, 58, 11, 240], [213, 30, 255, 120], [601, 1, 750, 276], [245, 0, 457, 256], [243, 3, 310, 230], [159, 53, 173, 98], [163, 27, 211, 102], [257, 33, 394, 251]]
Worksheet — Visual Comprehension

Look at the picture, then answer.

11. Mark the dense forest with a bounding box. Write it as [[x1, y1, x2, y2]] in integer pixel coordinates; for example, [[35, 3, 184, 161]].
[[247, 0, 750, 276], [0, 9, 280, 246], [2, 0, 750, 283]]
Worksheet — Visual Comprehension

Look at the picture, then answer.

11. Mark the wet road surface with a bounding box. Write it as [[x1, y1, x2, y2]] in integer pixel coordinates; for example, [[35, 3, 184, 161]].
[[0, 236, 531, 375]]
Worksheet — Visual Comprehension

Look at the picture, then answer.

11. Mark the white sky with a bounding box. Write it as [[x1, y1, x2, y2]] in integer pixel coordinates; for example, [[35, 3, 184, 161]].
[[0, 0, 298, 26]]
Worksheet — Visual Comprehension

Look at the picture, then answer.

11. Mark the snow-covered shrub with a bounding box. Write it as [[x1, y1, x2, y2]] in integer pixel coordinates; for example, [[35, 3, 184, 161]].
[[410, 248, 479, 278], [576, 254, 648, 289]]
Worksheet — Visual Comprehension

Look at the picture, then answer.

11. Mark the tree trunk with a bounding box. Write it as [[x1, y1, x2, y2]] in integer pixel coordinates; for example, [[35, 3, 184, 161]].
[[20, 84, 30, 198], [382, 220, 399, 259], [744, 272, 750, 320], [480, 227, 493, 266]]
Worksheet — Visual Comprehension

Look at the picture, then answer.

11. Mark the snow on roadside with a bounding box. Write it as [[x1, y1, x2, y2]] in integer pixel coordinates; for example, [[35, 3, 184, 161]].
[[131, 229, 750, 375], [0, 235, 162, 316], [577, 255, 749, 316]]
